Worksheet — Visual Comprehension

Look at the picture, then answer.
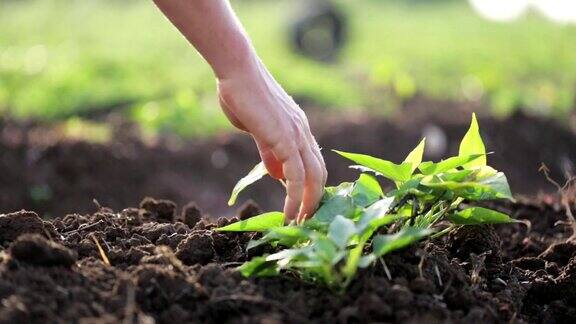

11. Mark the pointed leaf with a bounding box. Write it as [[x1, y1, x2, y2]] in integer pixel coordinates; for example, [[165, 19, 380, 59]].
[[312, 195, 356, 224], [216, 212, 284, 232], [459, 113, 486, 168], [404, 138, 426, 173], [418, 154, 484, 175], [246, 226, 308, 250], [228, 162, 268, 206], [324, 182, 354, 199], [351, 174, 383, 207], [479, 172, 513, 200], [328, 215, 357, 248], [333, 150, 413, 182], [238, 257, 279, 277], [357, 197, 395, 232], [420, 178, 509, 201], [372, 228, 433, 257], [448, 207, 513, 225]]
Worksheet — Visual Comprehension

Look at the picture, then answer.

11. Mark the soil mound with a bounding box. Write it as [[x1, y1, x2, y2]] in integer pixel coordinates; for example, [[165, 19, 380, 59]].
[[2, 109, 576, 218], [0, 196, 575, 323]]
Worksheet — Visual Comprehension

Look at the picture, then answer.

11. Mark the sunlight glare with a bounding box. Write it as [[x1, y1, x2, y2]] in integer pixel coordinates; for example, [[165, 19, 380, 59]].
[[532, 0, 576, 24], [468, 0, 529, 22]]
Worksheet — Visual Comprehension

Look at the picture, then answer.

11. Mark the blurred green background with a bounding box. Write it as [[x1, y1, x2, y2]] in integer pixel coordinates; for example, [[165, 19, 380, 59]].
[[1, 0, 575, 138]]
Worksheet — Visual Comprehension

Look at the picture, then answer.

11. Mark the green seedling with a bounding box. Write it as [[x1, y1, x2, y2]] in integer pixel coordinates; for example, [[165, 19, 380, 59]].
[[217, 113, 514, 290]]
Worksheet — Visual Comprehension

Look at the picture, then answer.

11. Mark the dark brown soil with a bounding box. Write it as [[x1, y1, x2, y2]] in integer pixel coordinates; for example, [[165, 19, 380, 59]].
[[0, 195, 575, 323], [2, 103, 576, 218]]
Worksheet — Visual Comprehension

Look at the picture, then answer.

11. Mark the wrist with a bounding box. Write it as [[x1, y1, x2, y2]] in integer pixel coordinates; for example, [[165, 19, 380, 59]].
[[213, 32, 260, 80]]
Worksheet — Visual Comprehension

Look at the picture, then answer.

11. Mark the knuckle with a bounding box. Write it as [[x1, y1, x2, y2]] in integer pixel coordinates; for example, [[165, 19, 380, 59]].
[[290, 121, 303, 138]]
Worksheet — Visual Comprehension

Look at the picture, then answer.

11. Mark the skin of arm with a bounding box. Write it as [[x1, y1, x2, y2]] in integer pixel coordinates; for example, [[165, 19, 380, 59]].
[[152, 0, 327, 222]]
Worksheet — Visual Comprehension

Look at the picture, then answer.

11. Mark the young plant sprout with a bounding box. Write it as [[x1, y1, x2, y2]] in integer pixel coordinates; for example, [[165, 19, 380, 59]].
[[218, 114, 514, 290]]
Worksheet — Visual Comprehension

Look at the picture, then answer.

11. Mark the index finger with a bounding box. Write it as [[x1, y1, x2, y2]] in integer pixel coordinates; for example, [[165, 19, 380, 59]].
[[281, 154, 305, 221], [297, 146, 324, 223]]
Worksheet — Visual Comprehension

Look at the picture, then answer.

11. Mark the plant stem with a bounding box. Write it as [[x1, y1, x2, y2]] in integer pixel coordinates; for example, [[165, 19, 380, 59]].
[[431, 225, 455, 239]]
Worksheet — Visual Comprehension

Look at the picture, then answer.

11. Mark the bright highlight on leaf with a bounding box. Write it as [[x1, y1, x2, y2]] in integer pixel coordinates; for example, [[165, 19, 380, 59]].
[[222, 113, 514, 290], [448, 207, 513, 225], [404, 138, 426, 173], [238, 256, 279, 277], [418, 154, 484, 175], [351, 174, 383, 207], [459, 113, 487, 168], [333, 150, 413, 182], [228, 162, 268, 206], [216, 211, 284, 232]]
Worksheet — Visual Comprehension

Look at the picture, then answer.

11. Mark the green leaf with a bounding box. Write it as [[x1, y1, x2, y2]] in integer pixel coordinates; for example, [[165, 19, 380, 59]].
[[389, 175, 425, 197], [324, 182, 354, 198], [404, 138, 426, 173], [238, 256, 279, 277], [459, 113, 486, 168], [351, 174, 383, 207], [216, 212, 284, 232], [312, 195, 356, 224], [246, 226, 308, 250], [473, 165, 498, 179], [440, 169, 475, 182], [448, 207, 513, 225], [372, 227, 434, 257], [312, 236, 340, 264], [479, 172, 513, 200], [418, 154, 484, 175], [333, 150, 413, 182], [266, 248, 307, 262], [358, 255, 375, 268], [357, 197, 395, 232], [420, 178, 507, 201], [228, 162, 268, 206], [328, 215, 357, 248], [344, 239, 367, 278]]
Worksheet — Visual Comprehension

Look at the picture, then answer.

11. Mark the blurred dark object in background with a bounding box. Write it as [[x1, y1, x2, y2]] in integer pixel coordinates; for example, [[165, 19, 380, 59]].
[[290, 0, 347, 62]]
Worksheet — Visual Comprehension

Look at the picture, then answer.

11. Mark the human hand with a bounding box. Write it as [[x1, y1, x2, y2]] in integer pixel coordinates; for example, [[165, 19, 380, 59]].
[[217, 58, 327, 222]]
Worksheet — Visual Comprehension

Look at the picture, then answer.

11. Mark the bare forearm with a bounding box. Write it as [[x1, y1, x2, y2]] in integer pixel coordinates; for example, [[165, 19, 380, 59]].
[[152, 0, 327, 221], [153, 0, 256, 79]]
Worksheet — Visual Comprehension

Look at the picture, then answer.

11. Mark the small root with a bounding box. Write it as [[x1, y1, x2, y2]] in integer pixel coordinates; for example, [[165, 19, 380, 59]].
[[539, 164, 576, 239], [434, 264, 443, 287], [91, 234, 111, 266], [380, 258, 392, 280]]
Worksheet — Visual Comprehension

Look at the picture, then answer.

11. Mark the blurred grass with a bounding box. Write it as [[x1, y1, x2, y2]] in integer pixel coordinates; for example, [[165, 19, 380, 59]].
[[0, 0, 575, 137]]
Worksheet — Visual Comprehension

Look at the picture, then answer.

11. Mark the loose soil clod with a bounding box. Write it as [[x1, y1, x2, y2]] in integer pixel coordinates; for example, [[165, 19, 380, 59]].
[[0, 211, 55, 244], [140, 197, 177, 223], [8, 234, 76, 268], [0, 195, 574, 323]]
